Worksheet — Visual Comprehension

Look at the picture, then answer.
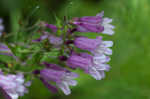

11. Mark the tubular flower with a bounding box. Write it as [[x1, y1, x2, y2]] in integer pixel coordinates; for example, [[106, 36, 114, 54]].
[[0, 73, 28, 99], [72, 22, 104, 33], [72, 15, 104, 33], [40, 63, 78, 95], [74, 36, 113, 56], [97, 11, 115, 35], [66, 53, 110, 80], [93, 41, 113, 56], [72, 11, 115, 34]]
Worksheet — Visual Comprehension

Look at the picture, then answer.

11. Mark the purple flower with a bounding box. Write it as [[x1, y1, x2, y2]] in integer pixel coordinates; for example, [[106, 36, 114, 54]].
[[93, 41, 113, 56], [97, 11, 115, 35], [0, 73, 28, 99], [67, 52, 110, 80], [72, 11, 115, 34], [74, 36, 113, 56], [74, 36, 102, 51], [45, 24, 58, 33], [0, 18, 4, 36], [73, 36, 113, 80], [72, 13, 104, 33], [73, 16, 102, 24], [66, 52, 93, 71], [73, 21, 104, 33], [40, 63, 78, 95]]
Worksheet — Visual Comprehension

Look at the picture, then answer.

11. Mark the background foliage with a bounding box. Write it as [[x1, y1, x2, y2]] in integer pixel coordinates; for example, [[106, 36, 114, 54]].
[[0, 0, 150, 99]]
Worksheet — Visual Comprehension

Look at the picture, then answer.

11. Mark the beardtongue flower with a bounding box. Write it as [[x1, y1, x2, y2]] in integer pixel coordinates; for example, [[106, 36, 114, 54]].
[[74, 36, 102, 51], [73, 16, 102, 24], [0, 18, 4, 36], [72, 21, 104, 33], [97, 11, 115, 35], [0, 73, 28, 99], [72, 11, 114, 34], [72, 13, 104, 33], [40, 63, 78, 95], [74, 36, 113, 56], [66, 52, 110, 80], [93, 41, 113, 56], [66, 52, 93, 71]]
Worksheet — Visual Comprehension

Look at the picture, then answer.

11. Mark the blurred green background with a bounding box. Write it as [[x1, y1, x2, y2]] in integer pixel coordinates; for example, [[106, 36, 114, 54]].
[[0, 0, 150, 99]]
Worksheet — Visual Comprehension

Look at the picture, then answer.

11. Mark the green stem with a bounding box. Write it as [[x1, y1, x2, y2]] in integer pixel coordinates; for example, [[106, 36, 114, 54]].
[[10, 9, 21, 42]]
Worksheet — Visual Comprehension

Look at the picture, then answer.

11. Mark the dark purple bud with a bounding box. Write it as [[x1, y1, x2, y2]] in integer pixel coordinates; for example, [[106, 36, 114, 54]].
[[59, 56, 68, 61], [33, 70, 40, 75], [65, 40, 74, 45], [41, 62, 67, 71], [32, 38, 42, 42], [70, 28, 77, 33], [45, 24, 58, 33]]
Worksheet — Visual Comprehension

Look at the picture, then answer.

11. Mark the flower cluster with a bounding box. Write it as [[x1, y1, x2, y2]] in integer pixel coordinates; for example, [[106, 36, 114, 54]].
[[0, 11, 114, 99]]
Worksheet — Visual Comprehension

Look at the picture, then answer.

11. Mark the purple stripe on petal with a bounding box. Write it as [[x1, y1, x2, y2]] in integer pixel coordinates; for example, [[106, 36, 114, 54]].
[[40, 77, 58, 93], [73, 16, 102, 24], [74, 22, 104, 33], [74, 36, 102, 51], [66, 53, 92, 71], [40, 68, 64, 83]]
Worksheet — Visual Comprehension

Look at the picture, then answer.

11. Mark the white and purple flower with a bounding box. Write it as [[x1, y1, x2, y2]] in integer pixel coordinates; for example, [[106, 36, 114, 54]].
[[97, 11, 115, 35], [74, 36, 113, 55], [72, 11, 115, 35], [66, 52, 110, 80], [40, 62, 78, 95], [0, 73, 29, 99]]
